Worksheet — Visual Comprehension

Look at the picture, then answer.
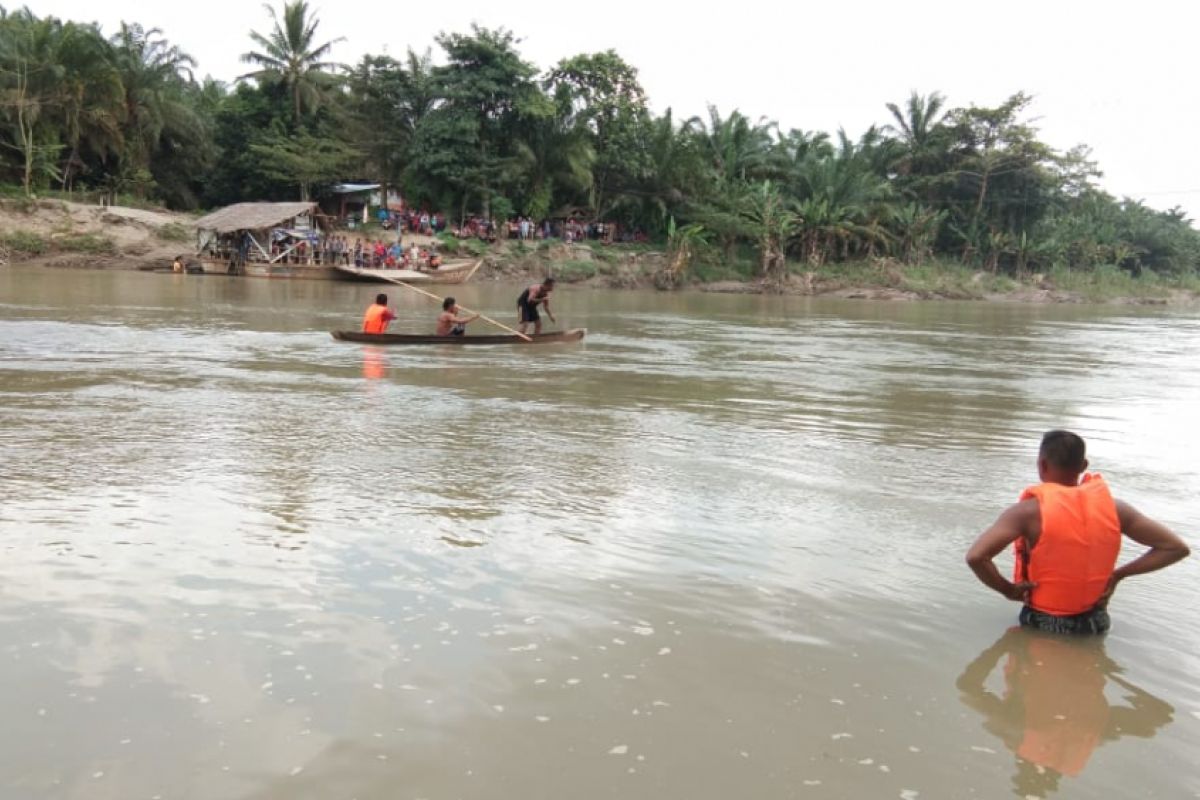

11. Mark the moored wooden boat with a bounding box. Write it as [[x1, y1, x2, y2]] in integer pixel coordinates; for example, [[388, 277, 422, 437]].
[[333, 259, 482, 285], [331, 328, 586, 346], [198, 258, 340, 279]]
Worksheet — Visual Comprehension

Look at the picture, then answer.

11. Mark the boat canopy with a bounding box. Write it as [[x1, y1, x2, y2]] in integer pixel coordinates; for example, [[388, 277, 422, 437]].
[[194, 202, 318, 234]]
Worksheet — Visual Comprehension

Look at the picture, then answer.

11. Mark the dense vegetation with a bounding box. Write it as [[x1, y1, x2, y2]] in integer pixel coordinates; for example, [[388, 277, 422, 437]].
[[2, 2, 1197, 282]]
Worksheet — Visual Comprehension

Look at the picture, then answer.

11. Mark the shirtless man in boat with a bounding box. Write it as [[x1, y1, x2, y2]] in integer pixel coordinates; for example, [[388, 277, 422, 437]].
[[516, 277, 556, 335], [966, 429, 1189, 634], [436, 297, 479, 337]]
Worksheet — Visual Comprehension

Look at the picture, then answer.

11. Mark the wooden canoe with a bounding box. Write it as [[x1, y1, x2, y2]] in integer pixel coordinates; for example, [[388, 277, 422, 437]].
[[333, 259, 482, 285], [331, 328, 586, 346]]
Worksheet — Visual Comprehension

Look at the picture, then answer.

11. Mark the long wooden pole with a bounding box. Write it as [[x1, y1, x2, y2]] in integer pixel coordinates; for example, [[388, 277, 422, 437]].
[[377, 275, 532, 342]]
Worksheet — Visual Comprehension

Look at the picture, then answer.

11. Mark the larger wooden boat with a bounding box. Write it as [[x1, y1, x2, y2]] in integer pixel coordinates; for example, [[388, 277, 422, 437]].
[[333, 259, 482, 285], [331, 328, 586, 346]]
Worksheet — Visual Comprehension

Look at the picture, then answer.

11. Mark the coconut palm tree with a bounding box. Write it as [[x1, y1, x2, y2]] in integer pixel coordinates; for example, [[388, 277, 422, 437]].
[[240, 0, 343, 127]]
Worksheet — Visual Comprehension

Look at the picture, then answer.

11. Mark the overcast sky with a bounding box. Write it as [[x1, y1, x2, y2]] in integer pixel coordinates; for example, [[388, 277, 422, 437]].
[[29, 0, 1200, 218]]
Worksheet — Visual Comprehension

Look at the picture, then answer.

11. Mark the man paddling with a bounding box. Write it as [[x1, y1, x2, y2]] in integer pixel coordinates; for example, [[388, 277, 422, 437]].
[[362, 293, 396, 334], [966, 430, 1189, 634], [517, 277, 556, 335], [436, 297, 479, 337]]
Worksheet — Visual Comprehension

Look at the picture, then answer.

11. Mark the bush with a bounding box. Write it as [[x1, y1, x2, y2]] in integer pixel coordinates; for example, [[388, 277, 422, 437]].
[[0, 229, 48, 255], [460, 238, 488, 258], [156, 222, 191, 242], [435, 232, 462, 255], [54, 233, 117, 255], [555, 259, 597, 282]]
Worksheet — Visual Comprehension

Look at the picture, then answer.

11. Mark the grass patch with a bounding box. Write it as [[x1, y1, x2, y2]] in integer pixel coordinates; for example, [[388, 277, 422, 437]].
[[691, 257, 756, 282], [554, 259, 598, 282], [1046, 264, 1170, 301], [53, 232, 117, 255], [457, 238, 489, 258], [0, 229, 49, 255], [156, 222, 192, 242]]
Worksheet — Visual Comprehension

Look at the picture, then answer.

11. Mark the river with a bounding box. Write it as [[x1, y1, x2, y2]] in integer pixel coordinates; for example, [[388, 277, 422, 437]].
[[1, 266, 1197, 799]]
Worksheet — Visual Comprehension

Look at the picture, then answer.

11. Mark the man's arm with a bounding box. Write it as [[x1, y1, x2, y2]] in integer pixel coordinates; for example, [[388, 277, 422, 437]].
[[1100, 500, 1190, 605], [966, 501, 1038, 601]]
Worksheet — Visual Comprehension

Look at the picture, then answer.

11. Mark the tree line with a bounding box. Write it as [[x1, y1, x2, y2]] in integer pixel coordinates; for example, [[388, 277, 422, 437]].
[[1, 1, 1197, 280]]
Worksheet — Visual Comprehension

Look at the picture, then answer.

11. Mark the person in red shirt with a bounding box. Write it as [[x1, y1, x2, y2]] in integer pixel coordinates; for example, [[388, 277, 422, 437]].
[[362, 293, 396, 334], [966, 430, 1189, 634]]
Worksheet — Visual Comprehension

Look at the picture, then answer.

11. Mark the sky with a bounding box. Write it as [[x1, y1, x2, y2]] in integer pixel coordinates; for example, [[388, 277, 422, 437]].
[[28, 0, 1200, 219]]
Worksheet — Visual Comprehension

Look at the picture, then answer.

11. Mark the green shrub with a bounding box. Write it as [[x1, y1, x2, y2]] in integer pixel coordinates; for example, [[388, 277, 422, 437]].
[[435, 232, 462, 255], [555, 259, 597, 282], [0, 229, 48, 255], [156, 222, 191, 242], [54, 233, 117, 255], [460, 238, 488, 258]]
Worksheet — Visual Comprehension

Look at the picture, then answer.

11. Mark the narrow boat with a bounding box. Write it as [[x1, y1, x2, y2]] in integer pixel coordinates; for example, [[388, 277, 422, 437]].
[[333, 259, 482, 285], [331, 328, 587, 346]]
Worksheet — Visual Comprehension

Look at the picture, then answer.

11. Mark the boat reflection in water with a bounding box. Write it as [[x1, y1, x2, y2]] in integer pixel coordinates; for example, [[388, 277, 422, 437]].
[[956, 627, 1174, 797]]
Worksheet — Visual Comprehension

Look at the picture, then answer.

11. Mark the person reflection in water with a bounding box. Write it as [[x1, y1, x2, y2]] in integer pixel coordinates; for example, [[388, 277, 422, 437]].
[[957, 627, 1174, 797], [362, 347, 384, 379]]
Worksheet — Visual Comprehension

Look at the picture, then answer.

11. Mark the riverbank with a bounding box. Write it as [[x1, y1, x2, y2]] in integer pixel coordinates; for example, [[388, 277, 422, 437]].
[[3, 199, 1198, 305]]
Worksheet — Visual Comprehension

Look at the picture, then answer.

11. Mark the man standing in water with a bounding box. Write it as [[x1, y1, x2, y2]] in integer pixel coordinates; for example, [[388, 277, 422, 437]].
[[966, 430, 1189, 634], [516, 277, 555, 335], [361, 293, 396, 334]]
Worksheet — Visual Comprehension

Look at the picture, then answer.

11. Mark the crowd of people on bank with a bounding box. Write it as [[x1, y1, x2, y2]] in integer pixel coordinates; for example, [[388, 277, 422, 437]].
[[263, 234, 444, 270], [368, 208, 647, 245]]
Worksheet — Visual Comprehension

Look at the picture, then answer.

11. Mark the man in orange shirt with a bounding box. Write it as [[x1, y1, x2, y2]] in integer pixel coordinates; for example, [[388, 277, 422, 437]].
[[966, 430, 1188, 634], [362, 293, 396, 334]]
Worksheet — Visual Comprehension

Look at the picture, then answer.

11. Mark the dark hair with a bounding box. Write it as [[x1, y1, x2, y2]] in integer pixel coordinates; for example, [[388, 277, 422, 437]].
[[442, 296, 455, 310], [1040, 429, 1086, 472], [375, 293, 388, 305], [542, 276, 556, 286]]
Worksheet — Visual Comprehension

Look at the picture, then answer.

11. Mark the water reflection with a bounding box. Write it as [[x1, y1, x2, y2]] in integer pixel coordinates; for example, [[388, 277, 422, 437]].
[[956, 627, 1174, 797], [361, 346, 386, 380]]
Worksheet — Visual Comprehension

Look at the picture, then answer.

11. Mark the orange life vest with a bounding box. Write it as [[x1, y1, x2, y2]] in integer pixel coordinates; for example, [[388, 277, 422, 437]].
[[362, 303, 391, 334], [1014, 474, 1120, 616]]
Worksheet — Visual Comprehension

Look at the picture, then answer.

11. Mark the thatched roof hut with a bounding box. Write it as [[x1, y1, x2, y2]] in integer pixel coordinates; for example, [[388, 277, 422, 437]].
[[195, 202, 318, 234]]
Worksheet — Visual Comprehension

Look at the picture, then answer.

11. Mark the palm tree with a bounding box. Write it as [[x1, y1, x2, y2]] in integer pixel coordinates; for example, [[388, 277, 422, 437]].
[[685, 105, 778, 184], [240, 0, 343, 127], [108, 23, 199, 197], [885, 90, 946, 151], [54, 22, 123, 192]]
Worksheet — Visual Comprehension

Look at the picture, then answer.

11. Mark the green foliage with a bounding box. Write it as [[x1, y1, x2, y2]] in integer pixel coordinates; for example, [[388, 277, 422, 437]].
[[155, 222, 191, 242], [0, 5, 1195, 284], [459, 238, 489, 257], [249, 130, 361, 200], [0, 229, 48, 254], [53, 232, 116, 254], [434, 232, 462, 254], [239, 0, 344, 126], [555, 259, 597, 281]]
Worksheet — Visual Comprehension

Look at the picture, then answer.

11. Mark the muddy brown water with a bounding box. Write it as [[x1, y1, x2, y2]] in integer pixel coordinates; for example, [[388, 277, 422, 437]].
[[1, 267, 1198, 799]]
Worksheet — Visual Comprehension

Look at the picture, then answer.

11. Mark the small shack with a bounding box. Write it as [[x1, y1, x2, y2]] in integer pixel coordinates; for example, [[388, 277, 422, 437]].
[[194, 201, 319, 273]]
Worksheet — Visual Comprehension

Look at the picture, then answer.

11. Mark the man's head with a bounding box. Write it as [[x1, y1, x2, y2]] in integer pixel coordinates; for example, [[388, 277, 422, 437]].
[[375, 293, 388, 305], [542, 277, 556, 290], [1038, 429, 1088, 484], [442, 296, 456, 311]]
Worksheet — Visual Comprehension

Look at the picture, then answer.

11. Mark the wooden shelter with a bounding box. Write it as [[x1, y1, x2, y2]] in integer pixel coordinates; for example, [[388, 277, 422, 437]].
[[194, 202, 326, 277]]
